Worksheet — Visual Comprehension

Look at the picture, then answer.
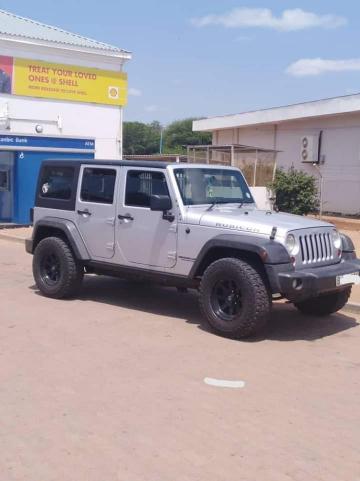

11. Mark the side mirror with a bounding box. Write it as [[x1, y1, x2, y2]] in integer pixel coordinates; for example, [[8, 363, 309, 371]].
[[150, 194, 172, 212]]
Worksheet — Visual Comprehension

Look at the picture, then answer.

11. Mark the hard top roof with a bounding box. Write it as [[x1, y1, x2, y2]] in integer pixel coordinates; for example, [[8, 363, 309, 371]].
[[41, 159, 171, 169], [40, 159, 241, 170]]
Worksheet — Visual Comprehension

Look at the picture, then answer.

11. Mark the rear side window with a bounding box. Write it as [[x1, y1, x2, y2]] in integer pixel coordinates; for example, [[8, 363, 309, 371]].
[[40, 166, 74, 200], [80, 168, 116, 204], [125, 170, 169, 207]]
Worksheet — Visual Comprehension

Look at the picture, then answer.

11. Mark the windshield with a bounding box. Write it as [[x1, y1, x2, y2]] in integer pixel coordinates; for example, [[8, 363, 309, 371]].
[[174, 168, 254, 206]]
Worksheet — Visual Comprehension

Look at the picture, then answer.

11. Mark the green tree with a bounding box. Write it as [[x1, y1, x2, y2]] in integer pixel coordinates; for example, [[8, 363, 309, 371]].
[[163, 118, 212, 153], [123, 121, 161, 155], [270, 167, 319, 215], [123, 118, 212, 155]]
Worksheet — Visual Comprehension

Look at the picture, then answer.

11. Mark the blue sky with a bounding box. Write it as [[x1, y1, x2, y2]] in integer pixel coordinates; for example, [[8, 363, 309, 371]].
[[3, 0, 360, 124]]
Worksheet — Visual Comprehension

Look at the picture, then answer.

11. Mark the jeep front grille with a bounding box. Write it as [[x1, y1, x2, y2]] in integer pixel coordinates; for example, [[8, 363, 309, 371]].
[[299, 232, 334, 265]]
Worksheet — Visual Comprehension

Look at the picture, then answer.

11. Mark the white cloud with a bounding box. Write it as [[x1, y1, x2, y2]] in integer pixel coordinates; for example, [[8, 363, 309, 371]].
[[191, 8, 347, 31], [144, 105, 159, 112], [287, 58, 360, 76], [128, 87, 142, 97]]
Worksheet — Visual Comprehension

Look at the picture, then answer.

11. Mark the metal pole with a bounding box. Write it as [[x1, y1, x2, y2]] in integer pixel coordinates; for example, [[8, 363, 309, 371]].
[[320, 175, 324, 219], [118, 107, 123, 160], [206, 146, 210, 164], [312, 163, 324, 219], [159, 128, 163, 154], [230, 145, 234, 166], [272, 124, 278, 181], [253, 149, 258, 187], [272, 156, 277, 181]]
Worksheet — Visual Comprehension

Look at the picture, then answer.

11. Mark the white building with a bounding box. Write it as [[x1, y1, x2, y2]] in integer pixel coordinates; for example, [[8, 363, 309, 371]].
[[0, 9, 131, 223], [193, 94, 360, 215]]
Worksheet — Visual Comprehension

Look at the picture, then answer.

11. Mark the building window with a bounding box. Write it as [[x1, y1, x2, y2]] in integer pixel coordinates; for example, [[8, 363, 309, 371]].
[[125, 170, 169, 207], [80, 168, 116, 204], [40, 166, 74, 200]]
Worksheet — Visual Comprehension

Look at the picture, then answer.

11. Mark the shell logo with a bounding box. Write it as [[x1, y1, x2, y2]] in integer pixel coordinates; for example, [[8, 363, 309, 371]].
[[108, 86, 119, 99]]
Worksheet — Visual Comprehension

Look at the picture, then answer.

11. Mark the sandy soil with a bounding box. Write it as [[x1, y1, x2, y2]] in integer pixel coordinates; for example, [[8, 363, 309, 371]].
[[1, 239, 360, 481]]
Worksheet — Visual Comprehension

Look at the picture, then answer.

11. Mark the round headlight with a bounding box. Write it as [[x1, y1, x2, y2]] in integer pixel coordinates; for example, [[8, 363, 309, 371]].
[[332, 229, 342, 249], [285, 234, 297, 254]]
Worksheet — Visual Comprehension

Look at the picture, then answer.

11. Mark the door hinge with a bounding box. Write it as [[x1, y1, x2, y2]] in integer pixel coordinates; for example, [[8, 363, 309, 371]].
[[106, 242, 115, 250], [106, 217, 115, 226], [167, 251, 177, 260]]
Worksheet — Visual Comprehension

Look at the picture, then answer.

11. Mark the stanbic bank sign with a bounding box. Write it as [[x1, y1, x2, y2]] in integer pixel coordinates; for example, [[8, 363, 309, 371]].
[[0, 55, 128, 106]]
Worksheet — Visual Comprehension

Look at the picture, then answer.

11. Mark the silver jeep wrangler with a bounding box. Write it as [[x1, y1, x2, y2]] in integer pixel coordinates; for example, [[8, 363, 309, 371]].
[[26, 160, 360, 338]]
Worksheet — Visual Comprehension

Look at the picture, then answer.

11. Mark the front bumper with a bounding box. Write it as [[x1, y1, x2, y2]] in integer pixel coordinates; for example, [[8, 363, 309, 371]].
[[267, 258, 360, 301]]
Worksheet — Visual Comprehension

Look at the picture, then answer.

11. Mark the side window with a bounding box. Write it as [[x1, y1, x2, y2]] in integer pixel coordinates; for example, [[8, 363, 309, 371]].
[[40, 166, 74, 200], [125, 170, 169, 207], [80, 168, 116, 204]]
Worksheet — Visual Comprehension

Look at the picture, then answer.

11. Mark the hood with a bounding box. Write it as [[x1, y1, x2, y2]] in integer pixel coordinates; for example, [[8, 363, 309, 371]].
[[183, 205, 333, 239]]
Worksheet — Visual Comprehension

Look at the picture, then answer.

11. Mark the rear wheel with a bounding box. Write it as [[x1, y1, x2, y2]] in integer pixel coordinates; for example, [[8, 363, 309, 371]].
[[294, 287, 351, 316], [33, 237, 83, 299], [199, 258, 271, 339]]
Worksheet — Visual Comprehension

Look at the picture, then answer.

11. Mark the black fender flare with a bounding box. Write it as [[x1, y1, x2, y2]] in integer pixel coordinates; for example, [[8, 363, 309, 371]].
[[30, 217, 90, 260], [340, 233, 355, 252], [189, 234, 291, 278]]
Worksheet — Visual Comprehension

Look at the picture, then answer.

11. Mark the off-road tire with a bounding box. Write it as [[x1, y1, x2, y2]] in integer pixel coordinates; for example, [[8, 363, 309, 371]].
[[33, 236, 84, 299], [199, 258, 271, 339], [294, 287, 351, 316]]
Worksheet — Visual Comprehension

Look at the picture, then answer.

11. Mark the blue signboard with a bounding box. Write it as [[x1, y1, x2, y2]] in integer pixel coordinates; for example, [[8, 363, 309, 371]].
[[0, 134, 95, 151]]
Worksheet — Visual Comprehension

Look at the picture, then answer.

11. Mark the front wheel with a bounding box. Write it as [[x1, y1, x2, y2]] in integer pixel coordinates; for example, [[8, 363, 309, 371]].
[[294, 287, 351, 316], [33, 236, 84, 299], [199, 258, 271, 339]]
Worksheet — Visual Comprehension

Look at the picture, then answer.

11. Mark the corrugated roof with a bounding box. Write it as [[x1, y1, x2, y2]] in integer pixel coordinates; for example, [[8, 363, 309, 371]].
[[0, 9, 130, 55]]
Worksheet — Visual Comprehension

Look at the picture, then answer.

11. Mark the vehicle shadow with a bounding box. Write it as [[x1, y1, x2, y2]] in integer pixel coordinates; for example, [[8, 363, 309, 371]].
[[258, 302, 358, 342], [30, 275, 359, 343], [79, 275, 203, 325], [71, 275, 359, 342]]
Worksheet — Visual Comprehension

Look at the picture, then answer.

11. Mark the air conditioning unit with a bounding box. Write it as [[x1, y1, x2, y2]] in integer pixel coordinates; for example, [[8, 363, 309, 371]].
[[300, 134, 319, 163]]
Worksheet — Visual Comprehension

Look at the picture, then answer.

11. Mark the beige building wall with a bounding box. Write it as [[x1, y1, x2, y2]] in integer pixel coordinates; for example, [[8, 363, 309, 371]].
[[213, 113, 360, 215]]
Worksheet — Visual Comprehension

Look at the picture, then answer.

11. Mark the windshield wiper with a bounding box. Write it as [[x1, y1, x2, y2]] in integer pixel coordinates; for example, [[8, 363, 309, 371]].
[[238, 200, 254, 208], [206, 201, 219, 211]]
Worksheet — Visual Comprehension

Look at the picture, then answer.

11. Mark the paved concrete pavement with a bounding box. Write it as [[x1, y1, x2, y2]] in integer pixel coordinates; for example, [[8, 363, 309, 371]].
[[1, 238, 360, 481]]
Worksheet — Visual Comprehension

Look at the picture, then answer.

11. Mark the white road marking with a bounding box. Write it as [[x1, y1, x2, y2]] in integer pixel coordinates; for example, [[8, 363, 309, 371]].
[[204, 377, 245, 389]]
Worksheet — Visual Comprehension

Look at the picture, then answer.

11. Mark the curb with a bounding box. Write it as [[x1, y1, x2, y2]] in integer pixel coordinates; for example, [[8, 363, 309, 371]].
[[0, 233, 26, 245], [342, 302, 360, 315]]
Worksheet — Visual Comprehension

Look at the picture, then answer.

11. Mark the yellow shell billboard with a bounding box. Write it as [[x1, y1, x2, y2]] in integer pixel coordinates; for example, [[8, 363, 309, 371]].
[[0, 55, 127, 106]]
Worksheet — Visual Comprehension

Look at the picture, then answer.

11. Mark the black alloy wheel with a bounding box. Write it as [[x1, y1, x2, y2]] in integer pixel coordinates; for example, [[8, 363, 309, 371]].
[[199, 257, 271, 339], [33, 236, 84, 299], [211, 279, 243, 321], [40, 252, 61, 286]]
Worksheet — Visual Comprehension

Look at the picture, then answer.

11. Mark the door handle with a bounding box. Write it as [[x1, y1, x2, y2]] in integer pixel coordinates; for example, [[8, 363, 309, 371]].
[[77, 209, 92, 216], [118, 214, 134, 221]]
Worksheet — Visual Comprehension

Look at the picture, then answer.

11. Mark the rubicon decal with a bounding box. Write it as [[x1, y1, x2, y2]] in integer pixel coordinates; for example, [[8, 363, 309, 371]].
[[215, 222, 261, 234]]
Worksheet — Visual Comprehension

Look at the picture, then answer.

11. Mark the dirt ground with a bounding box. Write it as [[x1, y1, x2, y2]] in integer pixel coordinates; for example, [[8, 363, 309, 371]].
[[1, 238, 360, 481], [312, 215, 360, 233]]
